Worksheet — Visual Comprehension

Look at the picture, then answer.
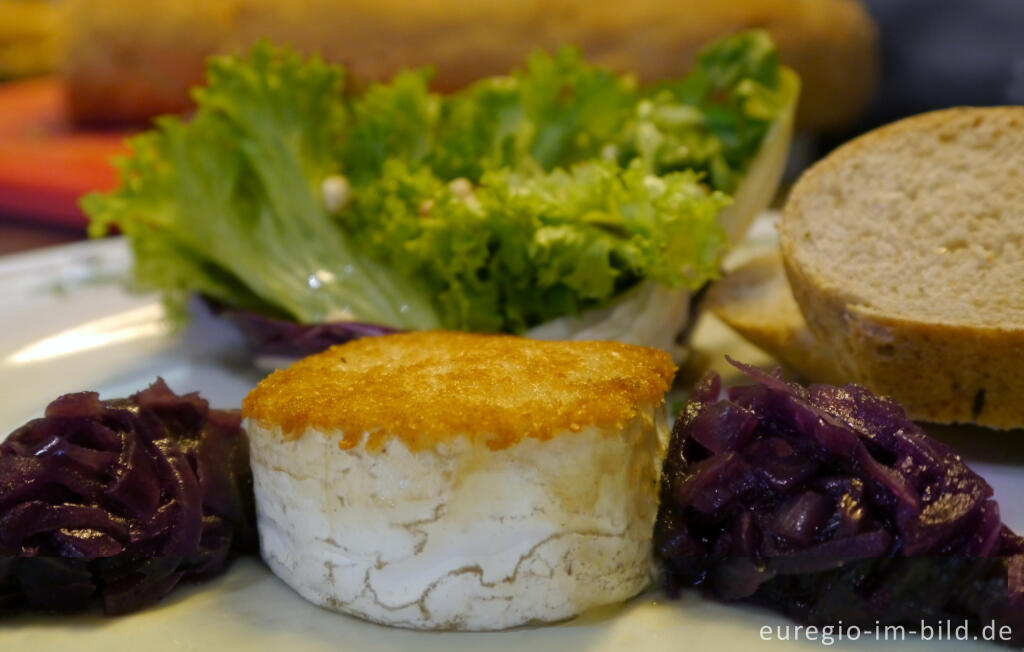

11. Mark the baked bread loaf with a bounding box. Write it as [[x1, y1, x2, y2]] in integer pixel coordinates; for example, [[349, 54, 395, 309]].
[[62, 0, 877, 131], [241, 331, 675, 630], [780, 107, 1024, 428], [706, 252, 842, 384]]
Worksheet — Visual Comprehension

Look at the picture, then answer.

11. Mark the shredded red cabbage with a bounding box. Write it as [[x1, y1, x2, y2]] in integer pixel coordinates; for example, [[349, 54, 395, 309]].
[[206, 298, 398, 359], [655, 358, 1024, 641], [0, 379, 254, 615]]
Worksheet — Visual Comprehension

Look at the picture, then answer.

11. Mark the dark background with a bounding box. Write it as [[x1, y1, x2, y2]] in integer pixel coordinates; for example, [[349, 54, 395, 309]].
[[853, 0, 1024, 130]]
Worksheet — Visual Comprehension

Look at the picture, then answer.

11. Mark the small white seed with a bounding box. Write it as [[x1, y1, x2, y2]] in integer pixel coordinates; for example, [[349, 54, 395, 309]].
[[448, 177, 473, 198], [321, 174, 351, 213]]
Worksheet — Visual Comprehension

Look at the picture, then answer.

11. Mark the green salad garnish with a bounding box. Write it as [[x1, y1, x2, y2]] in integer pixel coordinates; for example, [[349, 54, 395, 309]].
[[84, 31, 795, 332]]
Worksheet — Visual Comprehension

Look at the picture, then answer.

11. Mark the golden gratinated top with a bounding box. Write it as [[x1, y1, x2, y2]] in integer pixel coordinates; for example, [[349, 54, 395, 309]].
[[242, 330, 676, 451]]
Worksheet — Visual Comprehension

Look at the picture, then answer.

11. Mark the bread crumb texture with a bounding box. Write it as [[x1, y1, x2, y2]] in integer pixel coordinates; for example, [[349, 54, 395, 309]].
[[782, 106, 1024, 328], [242, 330, 676, 451]]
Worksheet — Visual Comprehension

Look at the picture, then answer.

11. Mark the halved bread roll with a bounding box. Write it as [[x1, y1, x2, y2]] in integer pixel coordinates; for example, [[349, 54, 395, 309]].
[[706, 252, 842, 384], [241, 331, 675, 629], [780, 107, 1024, 428]]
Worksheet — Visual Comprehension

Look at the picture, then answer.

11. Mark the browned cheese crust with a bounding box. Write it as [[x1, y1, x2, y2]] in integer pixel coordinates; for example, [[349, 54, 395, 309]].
[[242, 331, 676, 451]]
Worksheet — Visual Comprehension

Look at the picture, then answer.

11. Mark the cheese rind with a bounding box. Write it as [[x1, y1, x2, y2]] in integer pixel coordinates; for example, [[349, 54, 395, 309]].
[[240, 331, 676, 451], [246, 405, 668, 630]]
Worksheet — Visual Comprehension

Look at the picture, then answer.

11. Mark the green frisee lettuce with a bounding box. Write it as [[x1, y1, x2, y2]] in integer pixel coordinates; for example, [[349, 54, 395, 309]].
[[84, 30, 794, 332]]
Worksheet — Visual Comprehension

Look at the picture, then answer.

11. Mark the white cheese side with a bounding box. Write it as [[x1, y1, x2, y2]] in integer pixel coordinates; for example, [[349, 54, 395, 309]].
[[245, 405, 669, 630]]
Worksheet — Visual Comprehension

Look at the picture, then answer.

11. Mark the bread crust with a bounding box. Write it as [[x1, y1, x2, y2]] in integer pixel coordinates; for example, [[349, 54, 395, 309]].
[[62, 0, 877, 130], [707, 252, 843, 384], [781, 107, 1024, 428]]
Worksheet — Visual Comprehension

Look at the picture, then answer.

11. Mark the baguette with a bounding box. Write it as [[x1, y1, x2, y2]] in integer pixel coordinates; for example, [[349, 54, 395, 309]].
[[780, 107, 1024, 428], [62, 0, 877, 130]]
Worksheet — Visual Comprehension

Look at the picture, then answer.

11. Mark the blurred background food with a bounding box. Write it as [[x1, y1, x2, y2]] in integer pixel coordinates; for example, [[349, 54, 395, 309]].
[[1, 0, 1023, 252], [60, 0, 878, 132], [0, 0, 60, 80]]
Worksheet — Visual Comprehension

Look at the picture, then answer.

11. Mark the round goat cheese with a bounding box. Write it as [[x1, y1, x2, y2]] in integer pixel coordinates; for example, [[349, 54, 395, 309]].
[[242, 331, 675, 630]]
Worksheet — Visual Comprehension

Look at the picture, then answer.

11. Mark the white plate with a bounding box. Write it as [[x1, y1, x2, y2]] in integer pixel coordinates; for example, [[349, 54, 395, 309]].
[[3, 226, 1023, 651]]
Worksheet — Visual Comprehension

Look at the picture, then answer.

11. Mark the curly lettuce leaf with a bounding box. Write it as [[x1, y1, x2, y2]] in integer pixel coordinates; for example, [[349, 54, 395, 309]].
[[344, 159, 728, 332], [85, 45, 439, 328], [339, 69, 439, 183], [339, 31, 789, 191], [84, 31, 795, 335], [626, 30, 791, 192]]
